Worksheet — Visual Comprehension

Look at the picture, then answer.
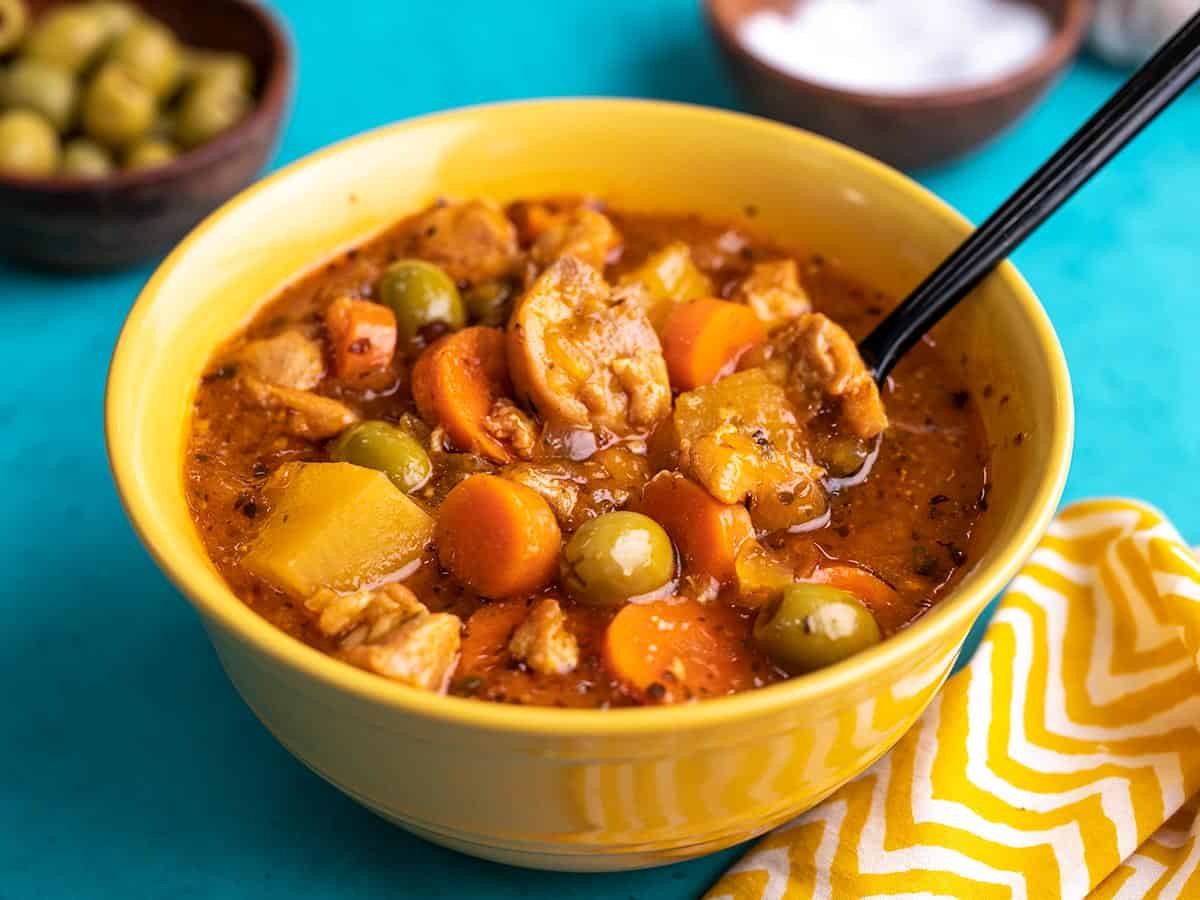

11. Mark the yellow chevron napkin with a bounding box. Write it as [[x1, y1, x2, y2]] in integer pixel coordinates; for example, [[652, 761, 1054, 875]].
[[708, 499, 1200, 900]]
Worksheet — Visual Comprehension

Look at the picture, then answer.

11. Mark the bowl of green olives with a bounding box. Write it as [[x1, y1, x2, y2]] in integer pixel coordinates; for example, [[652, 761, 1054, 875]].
[[0, 0, 291, 269]]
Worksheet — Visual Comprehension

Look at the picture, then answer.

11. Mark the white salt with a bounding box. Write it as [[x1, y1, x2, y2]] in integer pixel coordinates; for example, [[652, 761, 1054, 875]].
[[739, 0, 1055, 95]]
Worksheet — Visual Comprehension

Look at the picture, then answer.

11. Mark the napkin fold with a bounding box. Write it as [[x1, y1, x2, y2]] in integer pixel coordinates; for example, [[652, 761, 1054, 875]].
[[707, 499, 1200, 900]]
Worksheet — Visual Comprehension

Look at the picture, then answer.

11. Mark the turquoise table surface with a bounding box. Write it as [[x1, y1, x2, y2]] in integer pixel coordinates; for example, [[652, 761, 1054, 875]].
[[3, 1, 1198, 897]]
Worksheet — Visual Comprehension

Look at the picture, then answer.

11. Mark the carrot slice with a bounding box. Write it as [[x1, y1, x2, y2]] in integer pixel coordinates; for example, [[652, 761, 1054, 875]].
[[631, 471, 754, 585], [411, 326, 512, 463], [661, 298, 766, 391], [325, 296, 397, 381], [435, 475, 562, 598], [604, 598, 755, 703], [808, 564, 903, 633]]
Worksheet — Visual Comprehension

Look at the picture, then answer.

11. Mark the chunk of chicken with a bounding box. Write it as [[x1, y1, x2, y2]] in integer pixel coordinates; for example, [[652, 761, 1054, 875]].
[[307, 583, 463, 692], [770, 313, 888, 439], [735, 260, 813, 330], [508, 597, 579, 675], [341, 613, 462, 692], [235, 331, 325, 390], [241, 374, 358, 439], [531, 207, 621, 272], [407, 200, 520, 284], [668, 369, 828, 532], [508, 256, 671, 437], [481, 397, 539, 461], [306, 583, 426, 642], [501, 446, 651, 531]]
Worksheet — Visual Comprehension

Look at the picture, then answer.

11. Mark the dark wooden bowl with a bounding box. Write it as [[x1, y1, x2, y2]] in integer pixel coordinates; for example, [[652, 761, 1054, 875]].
[[706, 0, 1091, 171], [0, 0, 292, 270]]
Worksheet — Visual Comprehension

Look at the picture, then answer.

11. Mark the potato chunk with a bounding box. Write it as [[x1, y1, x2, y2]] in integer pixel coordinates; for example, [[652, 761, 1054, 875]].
[[618, 241, 713, 330], [667, 369, 827, 532], [243, 462, 434, 597]]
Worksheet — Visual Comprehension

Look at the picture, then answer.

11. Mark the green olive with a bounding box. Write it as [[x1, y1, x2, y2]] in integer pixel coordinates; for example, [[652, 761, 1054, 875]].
[[124, 136, 175, 170], [0, 0, 30, 56], [462, 280, 512, 326], [182, 48, 254, 93], [60, 136, 111, 177], [378, 259, 466, 341], [1, 57, 77, 133], [24, 6, 108, 72], [81, 62, 155, 148], [753, 583, 882, 675], [85, 1, 138, 41], [330, 420, 433, 493], [0, 109, 59, 176], [108, 18, 180, 97], [561, 511, 675, 607], [173, 79, 249, 148]]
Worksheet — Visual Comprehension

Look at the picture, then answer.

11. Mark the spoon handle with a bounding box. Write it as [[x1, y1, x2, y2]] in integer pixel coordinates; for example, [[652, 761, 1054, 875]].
[[858, 10, 1200, 382]]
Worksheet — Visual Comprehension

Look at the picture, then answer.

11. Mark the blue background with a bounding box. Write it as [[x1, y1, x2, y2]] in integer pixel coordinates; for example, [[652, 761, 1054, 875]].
[[3, 1, 1198, 897]]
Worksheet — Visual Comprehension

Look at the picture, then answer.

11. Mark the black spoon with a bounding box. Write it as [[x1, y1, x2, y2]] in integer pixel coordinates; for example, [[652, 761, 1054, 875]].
[[858, 9, 1200, 382]]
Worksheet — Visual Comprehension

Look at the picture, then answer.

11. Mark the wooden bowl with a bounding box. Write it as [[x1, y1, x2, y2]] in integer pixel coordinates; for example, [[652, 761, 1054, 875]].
[[0, 0, 292, 270], [706, 0, 1091, 170]]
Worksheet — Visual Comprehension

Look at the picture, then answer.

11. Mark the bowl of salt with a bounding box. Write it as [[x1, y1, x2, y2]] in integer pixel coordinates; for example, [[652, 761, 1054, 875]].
[[707, 0, 1092, 170]]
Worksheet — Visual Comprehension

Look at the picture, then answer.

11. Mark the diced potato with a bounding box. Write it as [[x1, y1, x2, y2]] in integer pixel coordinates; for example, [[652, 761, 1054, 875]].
[[673, 368, 798, 449], [243, 462, 434, 596], [619, 242, 713, 330]]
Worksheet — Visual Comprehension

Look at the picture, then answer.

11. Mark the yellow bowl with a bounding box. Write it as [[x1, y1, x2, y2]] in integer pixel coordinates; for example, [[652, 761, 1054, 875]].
[[106, 99, 1073, 871]]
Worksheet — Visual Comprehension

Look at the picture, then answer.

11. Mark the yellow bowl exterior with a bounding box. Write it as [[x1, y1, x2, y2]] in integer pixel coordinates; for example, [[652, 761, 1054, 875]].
[[106, 99, 1073, 871]]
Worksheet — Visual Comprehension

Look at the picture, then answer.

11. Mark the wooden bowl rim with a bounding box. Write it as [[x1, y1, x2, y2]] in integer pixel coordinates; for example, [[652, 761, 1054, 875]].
[[706, 0, 1092, 109], [0, 0, 293, 194]]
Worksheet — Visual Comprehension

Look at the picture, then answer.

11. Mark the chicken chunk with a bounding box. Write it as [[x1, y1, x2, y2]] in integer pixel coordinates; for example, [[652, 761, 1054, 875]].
[[407, 199, 520, 284], [508, 597, 579, 675], [507, 256, 671, 437], [241, 374, 358, 439], [341, 612, 462, 692], [667, 369, 828, 532], [481, 397, 539, 461], [235, 331, 325, 390], [735, 260, 812, 330], [308, 583, 463, 692], [306, 583, 426, 642], [501, 446, 651, 531], [770, 313, 888, 439], [531, 207, 621, 272]]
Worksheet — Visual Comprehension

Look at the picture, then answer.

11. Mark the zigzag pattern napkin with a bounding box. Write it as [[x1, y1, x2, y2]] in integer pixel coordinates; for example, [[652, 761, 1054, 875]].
[[708, 499, 1200, 899]]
